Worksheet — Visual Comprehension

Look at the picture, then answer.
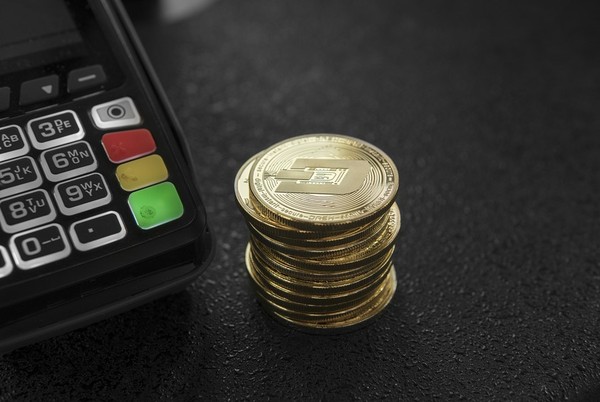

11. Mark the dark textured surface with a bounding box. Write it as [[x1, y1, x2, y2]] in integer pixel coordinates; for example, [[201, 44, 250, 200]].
[[2, 0, 600, 400]]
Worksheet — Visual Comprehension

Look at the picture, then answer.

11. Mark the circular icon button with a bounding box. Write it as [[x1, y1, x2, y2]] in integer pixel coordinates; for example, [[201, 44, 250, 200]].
[[107, 105, 126, 119], [91, 97, 141, 129]]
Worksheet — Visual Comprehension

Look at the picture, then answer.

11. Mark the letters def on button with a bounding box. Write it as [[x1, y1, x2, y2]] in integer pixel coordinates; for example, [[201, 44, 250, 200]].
[[27, 110, 84, 150]]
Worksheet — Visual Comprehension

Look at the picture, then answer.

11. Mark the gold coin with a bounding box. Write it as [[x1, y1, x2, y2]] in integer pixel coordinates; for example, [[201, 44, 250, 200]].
[[261, 268, 397, 330], [251, 203, 400, 270], [251, 235, 394, 272], [248, 260, 393, 315], [250, 241, 395, 282], [252, 211, 390, 248], [247, 208, 392, 259], [234, 153, 291, 235], [249, 134, 399, 231], [246, 243, 392, 306], [235, 155, 365, 241], [249, 203, 400, 259], [252, 285, 370, 315], [235, 154, 394, 245], [250, 245, 392, 295]]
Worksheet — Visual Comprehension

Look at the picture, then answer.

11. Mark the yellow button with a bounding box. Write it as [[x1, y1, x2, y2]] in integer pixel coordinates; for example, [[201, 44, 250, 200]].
[[116, 154, 168, 191]]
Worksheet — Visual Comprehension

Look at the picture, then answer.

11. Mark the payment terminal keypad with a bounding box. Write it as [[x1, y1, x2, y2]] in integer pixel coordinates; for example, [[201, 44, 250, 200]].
[[0, 96, 186, 275]]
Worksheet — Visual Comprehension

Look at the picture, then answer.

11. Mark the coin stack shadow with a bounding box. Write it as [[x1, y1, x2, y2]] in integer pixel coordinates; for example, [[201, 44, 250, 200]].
[[235, 134, 401, 331]]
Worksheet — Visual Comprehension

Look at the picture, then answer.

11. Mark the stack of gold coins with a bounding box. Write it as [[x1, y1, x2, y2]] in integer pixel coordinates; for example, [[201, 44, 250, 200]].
[[234, 134, 400, 330]]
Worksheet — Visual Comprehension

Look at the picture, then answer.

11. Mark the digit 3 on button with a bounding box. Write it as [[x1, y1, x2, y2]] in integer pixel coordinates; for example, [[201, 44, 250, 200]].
[[26, 110, 85, 150]]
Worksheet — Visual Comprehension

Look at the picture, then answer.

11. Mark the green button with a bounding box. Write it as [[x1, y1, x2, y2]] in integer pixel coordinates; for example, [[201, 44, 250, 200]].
[[128, 182, 184, 229]]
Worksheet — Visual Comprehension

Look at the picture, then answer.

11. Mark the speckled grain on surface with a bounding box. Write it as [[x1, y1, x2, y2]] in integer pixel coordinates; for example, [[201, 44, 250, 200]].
[[1, 0, 600, 400]]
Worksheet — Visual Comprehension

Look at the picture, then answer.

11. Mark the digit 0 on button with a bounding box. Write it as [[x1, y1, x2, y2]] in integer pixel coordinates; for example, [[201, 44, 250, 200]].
[[9, 223, 71, 270]]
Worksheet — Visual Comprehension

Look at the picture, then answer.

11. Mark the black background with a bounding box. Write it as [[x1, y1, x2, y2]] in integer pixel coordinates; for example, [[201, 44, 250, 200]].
[[1, 0, 600, 400]]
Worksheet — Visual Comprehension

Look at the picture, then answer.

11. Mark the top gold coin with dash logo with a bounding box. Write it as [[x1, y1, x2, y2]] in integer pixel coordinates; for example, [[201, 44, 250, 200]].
[[249, 134, 399, 231]]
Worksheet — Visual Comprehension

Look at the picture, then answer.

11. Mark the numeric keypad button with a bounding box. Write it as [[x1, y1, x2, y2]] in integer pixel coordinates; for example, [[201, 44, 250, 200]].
[[54, 172, 111, 216], [69, 211, 126, 251], [0, 246, 13, 279], [0, 189, 56, 234], [9, 223, 71, 270], [26, 110, 84, 150], [40, 141, 97, 182], [0, 125, 29, 162], [0, 156, 42, 198]]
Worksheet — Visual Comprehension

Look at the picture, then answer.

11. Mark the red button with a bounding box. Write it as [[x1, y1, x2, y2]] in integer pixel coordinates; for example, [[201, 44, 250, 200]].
[[101, 129, 156, 163]]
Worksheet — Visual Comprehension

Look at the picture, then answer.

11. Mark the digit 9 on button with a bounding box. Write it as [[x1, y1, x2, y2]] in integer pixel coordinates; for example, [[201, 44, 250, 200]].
[[54, 173, 111, 216]]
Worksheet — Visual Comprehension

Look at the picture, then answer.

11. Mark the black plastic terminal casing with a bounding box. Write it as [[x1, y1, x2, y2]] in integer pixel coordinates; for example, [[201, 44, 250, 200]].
[[0, 0, 214, 354]]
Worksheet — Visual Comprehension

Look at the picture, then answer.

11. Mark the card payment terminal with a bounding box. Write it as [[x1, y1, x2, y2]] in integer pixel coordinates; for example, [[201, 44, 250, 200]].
[[0, 0, 213, 353]]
